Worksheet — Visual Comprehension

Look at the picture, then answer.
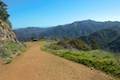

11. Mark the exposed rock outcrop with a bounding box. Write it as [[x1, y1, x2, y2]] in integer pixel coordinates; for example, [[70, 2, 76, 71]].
[[0, 19, 24, 63], [0, 20, 16, 42]]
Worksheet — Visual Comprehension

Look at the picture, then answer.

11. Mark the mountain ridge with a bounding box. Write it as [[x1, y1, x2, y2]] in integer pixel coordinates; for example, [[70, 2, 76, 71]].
[[14, 20, 120, 41]]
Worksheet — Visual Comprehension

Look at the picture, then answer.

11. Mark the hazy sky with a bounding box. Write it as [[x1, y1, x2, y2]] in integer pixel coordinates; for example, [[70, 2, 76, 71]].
[[4, 0, 120, 29]]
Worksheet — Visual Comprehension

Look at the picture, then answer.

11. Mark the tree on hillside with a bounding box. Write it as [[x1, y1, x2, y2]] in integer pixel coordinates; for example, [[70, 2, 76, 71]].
[[90, 38, 100, 49], [0, 0, 12, 27], [0, 0, 9, 21]]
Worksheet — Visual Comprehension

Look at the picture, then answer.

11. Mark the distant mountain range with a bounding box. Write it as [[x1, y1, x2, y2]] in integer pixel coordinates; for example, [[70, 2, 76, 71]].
[[14, 20, 120, 41]]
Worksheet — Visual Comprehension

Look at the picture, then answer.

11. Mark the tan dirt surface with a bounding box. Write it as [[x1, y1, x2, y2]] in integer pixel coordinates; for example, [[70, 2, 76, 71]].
[[0, 42, 114, 80]]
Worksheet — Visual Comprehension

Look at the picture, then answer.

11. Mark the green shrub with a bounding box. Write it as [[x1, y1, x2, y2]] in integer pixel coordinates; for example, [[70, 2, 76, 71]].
[[57, 39, 91, 50], [60, 51, 120, 78], [0, 41, 25, 64], [41, 41, 120, 78]]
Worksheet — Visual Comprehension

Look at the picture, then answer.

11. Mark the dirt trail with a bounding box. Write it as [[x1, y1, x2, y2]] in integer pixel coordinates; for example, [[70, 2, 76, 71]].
[[0, 42, 113, 80]]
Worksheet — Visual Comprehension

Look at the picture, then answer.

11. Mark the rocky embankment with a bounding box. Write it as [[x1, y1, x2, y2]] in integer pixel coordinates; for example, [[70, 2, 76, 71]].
[[0, 20, 24, 63], [0, 20, 16, 42]]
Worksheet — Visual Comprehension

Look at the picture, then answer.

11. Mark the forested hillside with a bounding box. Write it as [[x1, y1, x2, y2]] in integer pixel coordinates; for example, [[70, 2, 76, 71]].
[[55, 27, 120, 52]]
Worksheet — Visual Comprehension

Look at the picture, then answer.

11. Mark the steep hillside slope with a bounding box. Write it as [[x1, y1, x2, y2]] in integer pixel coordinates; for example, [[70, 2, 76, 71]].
[[0, 1, 24, 63], [83, 27, 120, 52], [56, 27, 120, 52], [0, 20, 24, 63]]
